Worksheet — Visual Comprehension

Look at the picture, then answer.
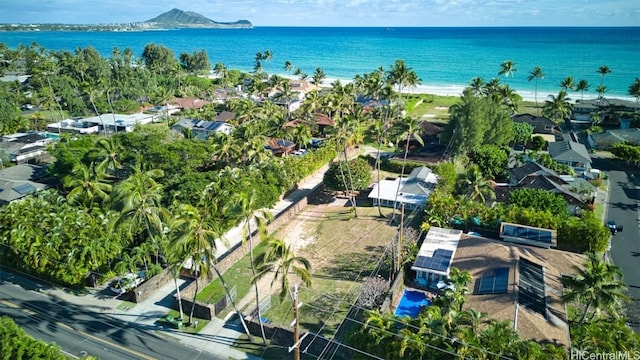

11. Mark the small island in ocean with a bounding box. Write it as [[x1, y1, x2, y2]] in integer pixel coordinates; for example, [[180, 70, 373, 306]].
[[0, 8, 252, 32]]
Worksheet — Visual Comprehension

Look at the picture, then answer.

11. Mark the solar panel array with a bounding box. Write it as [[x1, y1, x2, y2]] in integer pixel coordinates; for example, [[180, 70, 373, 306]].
[[12, 183, 36, 195], [477, 267, 510, 294], [413, 249, 453, 272], [502, 224, 553, 243], [518, 258, 547, 317]]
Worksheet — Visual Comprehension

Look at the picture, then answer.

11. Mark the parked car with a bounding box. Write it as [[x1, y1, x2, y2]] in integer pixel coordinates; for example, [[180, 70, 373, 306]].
[[606, 220, 623, 235], [109, 271, 146, 295]]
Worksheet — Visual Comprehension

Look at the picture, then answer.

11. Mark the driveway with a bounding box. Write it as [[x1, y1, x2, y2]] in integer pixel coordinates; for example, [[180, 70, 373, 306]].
[[592, 156, 640, 330]]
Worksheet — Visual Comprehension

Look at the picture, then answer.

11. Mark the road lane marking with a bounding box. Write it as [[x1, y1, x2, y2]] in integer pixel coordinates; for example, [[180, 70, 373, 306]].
[[2, 298, 156, 360]]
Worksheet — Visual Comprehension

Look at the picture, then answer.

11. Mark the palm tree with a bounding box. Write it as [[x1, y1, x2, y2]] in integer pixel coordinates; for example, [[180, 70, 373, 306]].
[[596, 84, 608, 101], [597, 65, 611, 86], [387, 59, 421, 101], [63, 162, 112, 208], [151, 86, 174, 128], [251, 236, 311, 301], [628, 78, 640, 104], [213, 62, 229, 88], [559, 76, 575, 91], [231, 188, 273, 344], [111, 166, 168, 262], [457, 165, 495, 204], [562, 252, 630, 323], [542, 90, 573, 124], [468, 76, 485, 97], [311, 67, 326, 86], [91, 137, 123, 180], [390, 115, 424, 222], [498, 60, 517, 84], [84, 84, 107, 136], [576, 79, 590, 100], [169, 203, 218, 325], [527, 67, 544, 113], [283, 60, 294, 74]]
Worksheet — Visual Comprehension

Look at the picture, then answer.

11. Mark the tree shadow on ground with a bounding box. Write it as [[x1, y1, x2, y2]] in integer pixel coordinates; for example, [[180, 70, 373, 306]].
[[316, 253, 379, 281]]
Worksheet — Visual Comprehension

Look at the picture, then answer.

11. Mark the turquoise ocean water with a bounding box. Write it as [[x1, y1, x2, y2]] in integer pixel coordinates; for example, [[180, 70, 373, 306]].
[[1, 27, 638, 99]]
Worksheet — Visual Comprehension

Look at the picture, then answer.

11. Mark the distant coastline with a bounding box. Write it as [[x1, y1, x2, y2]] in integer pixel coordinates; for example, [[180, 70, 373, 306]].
[[1, 27, 636, 100]]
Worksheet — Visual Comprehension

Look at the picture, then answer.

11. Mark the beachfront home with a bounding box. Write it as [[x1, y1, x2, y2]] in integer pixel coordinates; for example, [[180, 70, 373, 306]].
[[171, 97, 210, 111], [367, 166, 438, 211], [571, 98, 640, 127]]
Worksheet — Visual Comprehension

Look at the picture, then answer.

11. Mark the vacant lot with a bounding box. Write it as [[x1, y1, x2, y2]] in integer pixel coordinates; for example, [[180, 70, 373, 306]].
[[260, 188, 399, 339]]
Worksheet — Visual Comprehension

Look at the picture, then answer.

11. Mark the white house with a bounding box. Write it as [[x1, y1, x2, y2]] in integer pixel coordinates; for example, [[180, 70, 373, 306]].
[[411, 227, 462, 287], [47, 113, 157, 134], [171, 119, 234, 140], [368, 166, 437, 211]]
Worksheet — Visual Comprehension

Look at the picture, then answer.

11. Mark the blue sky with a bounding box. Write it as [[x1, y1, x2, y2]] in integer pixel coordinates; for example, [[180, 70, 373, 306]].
[[0, 0, 638, 26]]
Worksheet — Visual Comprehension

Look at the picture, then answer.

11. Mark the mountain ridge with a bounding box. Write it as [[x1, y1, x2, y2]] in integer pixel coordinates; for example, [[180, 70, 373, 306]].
[[144, 8, 252, 29]]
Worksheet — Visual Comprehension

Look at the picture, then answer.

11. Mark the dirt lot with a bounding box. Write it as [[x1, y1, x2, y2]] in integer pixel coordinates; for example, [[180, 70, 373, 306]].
[[265, 187, 400, 335]]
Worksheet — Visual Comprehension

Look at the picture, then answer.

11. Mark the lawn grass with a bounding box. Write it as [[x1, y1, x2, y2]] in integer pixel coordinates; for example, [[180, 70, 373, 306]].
[[196, 241, 267, 319], [21, 109, 70, 122], [156, 309, 209, 334], [116, 300, 136, 311], [262, 205, 397, 336]]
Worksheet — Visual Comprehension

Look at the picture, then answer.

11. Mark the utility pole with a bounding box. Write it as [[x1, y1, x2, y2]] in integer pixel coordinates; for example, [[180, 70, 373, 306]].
[[397, 203, 405, 274], [291, 284, 301, 360]]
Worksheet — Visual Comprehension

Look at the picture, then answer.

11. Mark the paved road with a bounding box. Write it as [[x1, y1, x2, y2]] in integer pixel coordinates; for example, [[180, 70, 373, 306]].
[[0, 280, 222, 360], [593, 157, 640, 330]]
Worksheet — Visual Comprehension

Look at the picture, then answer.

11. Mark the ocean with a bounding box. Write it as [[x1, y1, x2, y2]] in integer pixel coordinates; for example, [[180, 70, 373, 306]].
[[1, 27, 638, 100]]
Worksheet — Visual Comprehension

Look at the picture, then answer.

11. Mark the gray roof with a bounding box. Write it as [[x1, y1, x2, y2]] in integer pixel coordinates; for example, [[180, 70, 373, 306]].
[[0, 164, 47, 181], [400, 167, 436, 196], [574, 98, 640, 111], [0, 164, 52, 204], [548, 141, 592, 164], [510, 162, 559, 185], [591, 128, 640, 148]]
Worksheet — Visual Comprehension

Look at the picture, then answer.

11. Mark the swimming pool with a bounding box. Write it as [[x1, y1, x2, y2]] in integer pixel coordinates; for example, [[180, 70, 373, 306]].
[[394, 289, 430, 318]]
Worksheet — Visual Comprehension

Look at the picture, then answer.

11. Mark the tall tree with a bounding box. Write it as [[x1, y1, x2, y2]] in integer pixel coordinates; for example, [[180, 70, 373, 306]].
[[597, 65, 611, 86], [468, 76, 485, 97], [387, 59, 421, 101], [542, 90, 573, 124], [563, 252, 630, 323], [628, 78, 640, 104], [251, 236, 312, 301], [311, 67, 326, 86], [457, 165, 495, 204], [559, 76, 575, 91], [390, 115, 424, 221], [111, 166, 168, 262], [575, 79, 590, 100], [498, 60, 517, 84], [527, 67, 544, 113]]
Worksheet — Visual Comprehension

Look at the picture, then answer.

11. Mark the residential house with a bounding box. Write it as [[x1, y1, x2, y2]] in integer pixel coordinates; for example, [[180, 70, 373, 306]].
[[571, 98, 640, 127], [368, 166, 438, 211], [588, 128, 640, 150], [450, 232, 585, 348], [284, 113, 335, 135], [0, 133, 51, 164], [0, 164, 52, 205], [511, 114, 563, 143], [171, 119, 234, 140], [266, 138, 296, 157], [171, 97, 210, 111], [411, 227, 461, 287], [499, 162, 596, 211], [548, 140, 592, 174], [48, 113, 157, 134]]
